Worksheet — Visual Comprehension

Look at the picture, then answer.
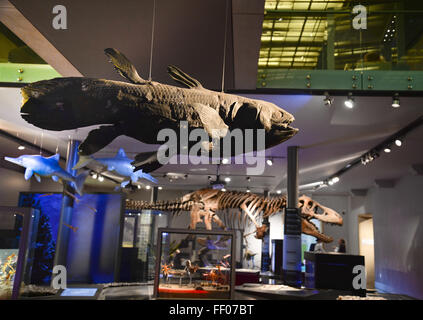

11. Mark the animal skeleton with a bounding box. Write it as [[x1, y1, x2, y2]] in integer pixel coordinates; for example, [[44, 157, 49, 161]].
[[126, 188, 343, 243]]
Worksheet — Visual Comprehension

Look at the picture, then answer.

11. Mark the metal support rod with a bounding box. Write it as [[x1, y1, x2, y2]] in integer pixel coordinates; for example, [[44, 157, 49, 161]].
[[283, 146, 302, 287], [261, 190, 271, 273], [53, 140, 80, 269]]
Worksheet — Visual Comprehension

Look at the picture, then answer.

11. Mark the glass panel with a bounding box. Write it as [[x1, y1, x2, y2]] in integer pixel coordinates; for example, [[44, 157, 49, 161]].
[[259, 0, 423, 72], [156, 229, 234, 299]]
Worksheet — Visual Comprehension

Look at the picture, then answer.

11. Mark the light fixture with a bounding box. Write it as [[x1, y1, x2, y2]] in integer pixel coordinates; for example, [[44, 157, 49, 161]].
[[221, 188, 226, 192], [344, 93, 355, 109], [246, 177, 251, 182], [158, 186, 163, 190], [392, 94, 400, 108], [332, 177, 340, 183], [266, 159, 273, 166], [18, 145, 25, 150], [146, 185, 151, 190], [328, 180, 334, 186], [276, 190, 282, 194], [137, 185, 141, 189], [246, 188, 250, 193], [224, 177, 231, 182], [221, 158, 229, 164], [395, 139, 402, 147], [384, 147, 391, 153], [98, 175, 104, 182], [92, 172, 98, 180]]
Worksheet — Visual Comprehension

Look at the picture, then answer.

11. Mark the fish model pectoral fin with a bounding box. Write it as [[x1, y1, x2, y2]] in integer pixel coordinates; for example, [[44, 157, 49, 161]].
[[191, 103, 229, 139], [141, 172, 158, 184], [104, 48, 146, 84], [121, 180, 130, 188], [108, 165, 115, 171], [130, 174, 138, 183], [167, 65, 203, 89], [79, 125, 124, 156], [34, 173, 41, 183], [24, 168, 33, 181]]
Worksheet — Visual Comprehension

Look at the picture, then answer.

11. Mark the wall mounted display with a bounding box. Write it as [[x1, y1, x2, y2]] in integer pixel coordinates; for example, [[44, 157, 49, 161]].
[[126, 188, 343, 243], [19, 192, 124, 284], [154, 228, 236, 300], [20, 48, 298, 173], [0, 206, 38, 300]]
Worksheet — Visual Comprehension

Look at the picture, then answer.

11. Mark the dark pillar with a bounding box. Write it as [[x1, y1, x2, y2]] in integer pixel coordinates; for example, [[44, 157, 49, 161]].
[[283, 146, 302, 287], [53, 140, 80, 269], [260, 190, 270, 273], [148, 186, 159, 280]]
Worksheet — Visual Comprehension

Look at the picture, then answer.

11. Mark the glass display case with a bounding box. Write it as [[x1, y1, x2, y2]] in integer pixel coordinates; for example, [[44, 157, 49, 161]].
[[0, 206, 38, 299], [154, 228, 236, 299]]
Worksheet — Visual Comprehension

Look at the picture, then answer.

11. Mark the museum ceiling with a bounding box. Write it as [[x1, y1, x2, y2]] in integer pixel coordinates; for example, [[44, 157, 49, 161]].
[[0, 0, 422, 195]]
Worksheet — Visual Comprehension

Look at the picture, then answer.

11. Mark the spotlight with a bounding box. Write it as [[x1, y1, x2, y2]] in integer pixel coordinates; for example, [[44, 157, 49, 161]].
[[221, 158, 229, 164], [246, 188, 250, 193], [266, 159, 273, 166], [384, 147, 391, 153], [18, 145, 25, 150], [158, 186, 163, 190], [146, 185, 151, 190], [392, 94, 400, 108], [221, 188, 226, 192], [332, 177, 340, 183], [246, 177, 251, 182], [395, 139, 402, 147], [344, 93, 355, 109], [276, 190, 282, 194], [224, 177, 231, 182], [92, 172, 98, 179], [98, 175, 104, 182], [137, 185, 141, 189], [328, 180, 334, 186]]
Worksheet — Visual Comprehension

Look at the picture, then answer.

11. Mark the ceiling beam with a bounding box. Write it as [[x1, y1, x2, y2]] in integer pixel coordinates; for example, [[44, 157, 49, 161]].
[[0, 0, 82, 76]]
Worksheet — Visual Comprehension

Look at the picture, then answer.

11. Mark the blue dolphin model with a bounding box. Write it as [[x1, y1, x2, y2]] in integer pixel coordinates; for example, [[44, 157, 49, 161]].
[[78, 148, 157, 188], [4, 154, 88, 195]]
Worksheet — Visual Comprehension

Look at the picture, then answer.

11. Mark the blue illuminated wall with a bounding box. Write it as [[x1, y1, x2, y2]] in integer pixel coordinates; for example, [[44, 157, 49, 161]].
[[19, 193, 123, 284]]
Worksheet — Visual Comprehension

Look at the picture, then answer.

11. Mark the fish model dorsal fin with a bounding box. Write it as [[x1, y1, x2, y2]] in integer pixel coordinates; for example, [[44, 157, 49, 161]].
[[104, 48, 146, 84], [167, 65, 203, 89], [115, 148, 127, 159], [47, 153, 60, 162]]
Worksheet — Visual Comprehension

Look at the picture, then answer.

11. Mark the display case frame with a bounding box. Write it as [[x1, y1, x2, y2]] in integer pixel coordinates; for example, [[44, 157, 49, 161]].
[[154, 228, 236, 300], [0, 206, 37, 300]]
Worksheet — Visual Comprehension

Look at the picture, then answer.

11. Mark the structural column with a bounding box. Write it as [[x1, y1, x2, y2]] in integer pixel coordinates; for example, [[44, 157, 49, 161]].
[[260, 190, 270, 273], [282, 146, 302, 287], [53, 140, 80, 268]]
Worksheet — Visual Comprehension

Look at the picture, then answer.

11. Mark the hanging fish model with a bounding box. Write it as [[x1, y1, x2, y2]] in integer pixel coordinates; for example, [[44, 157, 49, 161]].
[[4, 154, 88, 195], [83, 148, 158, 188], [19, 48, 298, 173]]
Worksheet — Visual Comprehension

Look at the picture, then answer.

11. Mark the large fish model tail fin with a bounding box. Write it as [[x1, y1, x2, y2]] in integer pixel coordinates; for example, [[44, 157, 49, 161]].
[[72, 155, 93, 170], [72, 171, 89, 196]]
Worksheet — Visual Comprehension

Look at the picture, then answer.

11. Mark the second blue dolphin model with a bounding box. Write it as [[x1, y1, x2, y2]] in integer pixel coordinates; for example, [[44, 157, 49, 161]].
[[79, 148, 157, 188], [4, 153, 88, 195]]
